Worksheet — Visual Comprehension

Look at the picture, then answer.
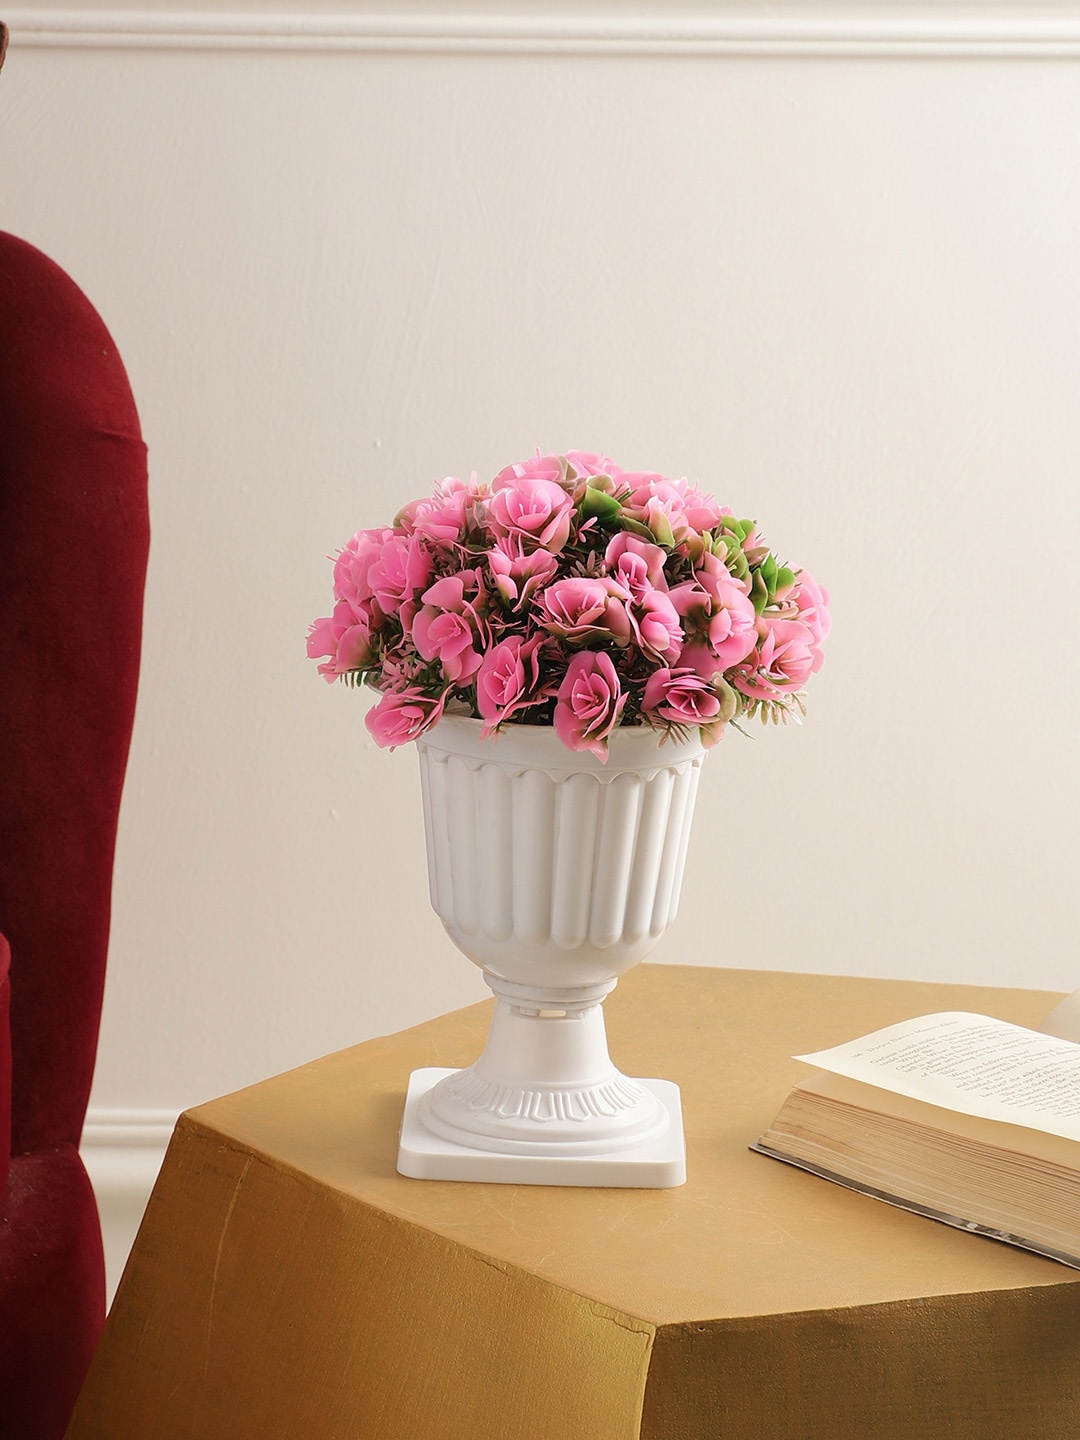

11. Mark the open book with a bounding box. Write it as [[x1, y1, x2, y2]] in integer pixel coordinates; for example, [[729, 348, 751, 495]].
[[752, 1012, 1080, 1269]]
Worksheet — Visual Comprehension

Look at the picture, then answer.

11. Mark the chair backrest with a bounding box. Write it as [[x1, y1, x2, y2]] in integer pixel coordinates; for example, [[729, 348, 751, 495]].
[[0, 935, 10, 1193], [0, 232, 149, 1158]]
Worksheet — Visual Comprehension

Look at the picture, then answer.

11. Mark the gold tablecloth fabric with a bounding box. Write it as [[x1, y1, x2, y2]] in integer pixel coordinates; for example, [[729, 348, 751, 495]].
[[67, 965, 1080, 1439]]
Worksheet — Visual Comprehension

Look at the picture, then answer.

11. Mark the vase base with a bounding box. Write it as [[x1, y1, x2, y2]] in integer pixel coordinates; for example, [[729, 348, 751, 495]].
[[397, 1068, 686, 1188]]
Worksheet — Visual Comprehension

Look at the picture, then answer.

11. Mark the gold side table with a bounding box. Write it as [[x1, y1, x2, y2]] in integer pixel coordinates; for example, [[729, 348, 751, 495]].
[[68, 966, 1080, 1439]]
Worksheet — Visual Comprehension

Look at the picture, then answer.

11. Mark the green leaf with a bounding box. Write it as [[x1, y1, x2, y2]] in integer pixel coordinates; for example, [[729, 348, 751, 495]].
[[578, 487, 623, 523], [711, 676, 739, 724], [725, 547, 750, 583], [750, 570, 769, 615], [618, 515, 656, 541], [759, 553, 778, 595], [720, 517, 754, 544], [774, 565, 796, 597]]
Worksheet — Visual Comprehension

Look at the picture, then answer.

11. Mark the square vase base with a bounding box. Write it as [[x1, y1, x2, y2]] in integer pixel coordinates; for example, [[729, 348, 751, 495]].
[[397, 1067, 686, 1188]]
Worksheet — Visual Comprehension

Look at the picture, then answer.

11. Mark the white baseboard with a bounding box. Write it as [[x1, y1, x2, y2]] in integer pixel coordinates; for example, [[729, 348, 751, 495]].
[[81, 1107, 178, 1305]]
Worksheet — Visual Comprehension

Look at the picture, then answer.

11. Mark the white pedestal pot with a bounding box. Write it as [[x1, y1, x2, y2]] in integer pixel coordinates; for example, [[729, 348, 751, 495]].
[[396, 714, 706, 1187]]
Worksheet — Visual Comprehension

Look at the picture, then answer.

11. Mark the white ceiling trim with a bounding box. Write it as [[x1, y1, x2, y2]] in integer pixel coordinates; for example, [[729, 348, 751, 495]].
[[6, 6, 1080, 56]]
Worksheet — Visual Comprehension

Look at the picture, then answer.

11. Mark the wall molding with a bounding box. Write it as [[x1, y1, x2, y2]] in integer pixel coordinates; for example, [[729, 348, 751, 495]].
[[81, 1111, 176, 1226], [81, 1108, 179, 1299], [8, 5, 1080, 57], [82, 1105, 177, 1151], [81, 1106, 176, 1203]]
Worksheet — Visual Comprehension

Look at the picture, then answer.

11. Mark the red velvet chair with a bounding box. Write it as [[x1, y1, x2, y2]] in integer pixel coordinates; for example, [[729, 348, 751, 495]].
[[0, 218, 150, 1437]]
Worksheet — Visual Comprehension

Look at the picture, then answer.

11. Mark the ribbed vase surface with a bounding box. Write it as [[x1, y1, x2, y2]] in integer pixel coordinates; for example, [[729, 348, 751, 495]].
[[416, 716, 705, 989]]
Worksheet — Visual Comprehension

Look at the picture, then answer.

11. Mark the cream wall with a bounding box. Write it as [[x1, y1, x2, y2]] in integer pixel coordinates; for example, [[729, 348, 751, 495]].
[[3, 3, 1080, 1290]]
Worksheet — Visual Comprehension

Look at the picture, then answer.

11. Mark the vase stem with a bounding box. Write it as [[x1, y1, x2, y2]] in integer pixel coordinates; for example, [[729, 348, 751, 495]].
[[416, 970, 669, 1156]]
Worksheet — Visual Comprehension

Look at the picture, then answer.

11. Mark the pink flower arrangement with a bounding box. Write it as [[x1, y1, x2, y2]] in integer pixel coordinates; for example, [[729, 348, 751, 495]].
[[309, 451, 830, 759]]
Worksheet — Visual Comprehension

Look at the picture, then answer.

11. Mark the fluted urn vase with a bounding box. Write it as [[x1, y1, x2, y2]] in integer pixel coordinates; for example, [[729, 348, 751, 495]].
[[396, 715, 706, 1187]]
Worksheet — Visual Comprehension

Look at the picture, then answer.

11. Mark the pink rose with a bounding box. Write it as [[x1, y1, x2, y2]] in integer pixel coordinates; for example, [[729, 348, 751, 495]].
[[792, 569, 831, 667], [411, 569, 488, 684], [486, 475, 574, 553], [675, 640, 721, 681], [419, 569, 486, 617], [563, 450, 623, 481], [365, 688, 446, 749], [491, 453, 566, 489], [698, 552, 749, 608], [367, 532, 434, 620], [554, 651, 626, 760], [306, 600, 376, 682], [706, 602, 757, 668], [604, 533, 670, 598], [412, 611, 484, 684], [536, 577, 631, 648], [670, 554, 757, 669], [642, 668, 732, 747], [333, 527, 393, 622], [681, 486, 726, 535], [622, 474, 725, 545], [488, 536, 560, 611], [733, 617, 816, 701], [628, 590, 684, 664], [398, 474, 488, 547], [475, 635, 550, 736]]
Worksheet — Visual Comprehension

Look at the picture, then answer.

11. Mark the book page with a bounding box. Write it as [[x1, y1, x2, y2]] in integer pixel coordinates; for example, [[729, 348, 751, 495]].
[[796, 1012, 1080, 1143]]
